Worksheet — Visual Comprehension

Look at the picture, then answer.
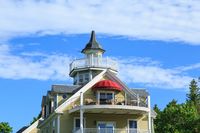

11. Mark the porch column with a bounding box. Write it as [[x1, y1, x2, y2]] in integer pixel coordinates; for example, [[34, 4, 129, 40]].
[[80, 92, 84, 133], [147, 96, 152, 133], [152, 118, 155, 133], [51, 100, 54, 112], [137, 94, 140, 106], [57, 114, 60, 133]]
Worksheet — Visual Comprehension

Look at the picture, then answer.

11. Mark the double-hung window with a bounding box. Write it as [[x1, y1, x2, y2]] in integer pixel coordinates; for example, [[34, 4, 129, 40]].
[[99, 92, 114, 105], [128, 120, 137, 133]]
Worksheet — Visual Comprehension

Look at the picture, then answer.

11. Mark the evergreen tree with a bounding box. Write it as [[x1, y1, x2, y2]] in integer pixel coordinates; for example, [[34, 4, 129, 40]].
[[153, 104, 160, 114], [154, 78, 200, 133], [187, 79, 199, 104], [153, 104, 161, 132], [0, 122, 12, 133], [187, 79, 200, 113], [154, 100, 199, 133]]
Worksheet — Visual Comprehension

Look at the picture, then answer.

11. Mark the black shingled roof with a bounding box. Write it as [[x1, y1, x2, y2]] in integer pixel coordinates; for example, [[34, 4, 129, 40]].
[[51, 85, 81, 93], [81, 31, 105, 53], [16, 126, 28, 133]]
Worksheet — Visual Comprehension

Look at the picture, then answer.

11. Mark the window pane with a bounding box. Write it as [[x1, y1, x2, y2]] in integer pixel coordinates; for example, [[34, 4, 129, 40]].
[[98, 123, 106, 128], [85, 73, 89, 81], [129, 120, 137, 128], [75, 118, 85, 129], [79, 75, 83, 83], [100, 93, 106, 99], [107, 93, 113, 99], [75, 119, 80, 128]]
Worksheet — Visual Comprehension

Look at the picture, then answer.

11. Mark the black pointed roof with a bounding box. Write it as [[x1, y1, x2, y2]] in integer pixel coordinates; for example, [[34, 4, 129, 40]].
[[81, 31, 105, 53]]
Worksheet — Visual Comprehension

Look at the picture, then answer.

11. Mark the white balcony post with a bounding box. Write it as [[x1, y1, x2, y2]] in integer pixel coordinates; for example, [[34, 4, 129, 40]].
[[57, 114, 60, 133], [51, 100, 54, 112], [137, 94, 140, 106], [98, 126, 100, 132], [91, 54, 93, 66], [125, 93, 127, 105], [89, 70, 92, 81], [80, 92, 84, 133], [147, 96, 152, 133]]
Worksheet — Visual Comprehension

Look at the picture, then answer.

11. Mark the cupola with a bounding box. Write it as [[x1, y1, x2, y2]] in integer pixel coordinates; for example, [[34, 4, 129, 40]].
[[69, 31, 118, 86]]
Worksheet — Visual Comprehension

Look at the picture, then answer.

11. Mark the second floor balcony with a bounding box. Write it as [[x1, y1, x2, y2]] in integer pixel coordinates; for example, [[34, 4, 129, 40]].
[[69, 93, 149, 114], [69, 57, 118, 73]]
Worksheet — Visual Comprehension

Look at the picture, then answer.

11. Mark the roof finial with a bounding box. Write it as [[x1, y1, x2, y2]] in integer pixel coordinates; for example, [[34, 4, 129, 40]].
[[90, 30, 96, 43]]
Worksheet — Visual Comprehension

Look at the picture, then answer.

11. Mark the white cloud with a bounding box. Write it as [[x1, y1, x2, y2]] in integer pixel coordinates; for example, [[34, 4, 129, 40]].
[[0, 0, 200, 44], [116, 57, 193, 90], [0, 44, 72, 81], [0, 44, 195, 90], [175, 63, 200, 71]]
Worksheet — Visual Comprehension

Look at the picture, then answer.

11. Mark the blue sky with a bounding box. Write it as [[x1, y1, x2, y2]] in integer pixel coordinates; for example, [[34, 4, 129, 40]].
[[1, 0, 200, 132]]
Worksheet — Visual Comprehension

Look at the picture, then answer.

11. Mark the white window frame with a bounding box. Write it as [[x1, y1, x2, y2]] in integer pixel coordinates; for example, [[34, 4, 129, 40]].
[[78, 73, 90, 84], [127, 119, 138, 132], [97, 121, 116, 129], [97, 91, 115, 104]]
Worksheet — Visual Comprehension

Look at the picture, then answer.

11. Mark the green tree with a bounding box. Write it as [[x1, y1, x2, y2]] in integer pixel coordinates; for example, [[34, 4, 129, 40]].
[[153, 104, 160, 114], [154, 78, 200, 133], [154, 100, 199, 133], [187, 78, 200, 113], [0, 122, 12, 133], [153, 104, 161, 132]]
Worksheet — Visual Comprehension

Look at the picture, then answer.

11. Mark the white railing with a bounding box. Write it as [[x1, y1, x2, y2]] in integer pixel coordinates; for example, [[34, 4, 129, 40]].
[[70, 57, 118, 72], [73, 128, 149, 133], [84, 95, 148, 108]]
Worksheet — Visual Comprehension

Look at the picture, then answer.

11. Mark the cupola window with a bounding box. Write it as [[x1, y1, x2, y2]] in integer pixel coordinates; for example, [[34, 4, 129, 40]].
[[84, 73, 89, 82], [79, 74, 83, 83]]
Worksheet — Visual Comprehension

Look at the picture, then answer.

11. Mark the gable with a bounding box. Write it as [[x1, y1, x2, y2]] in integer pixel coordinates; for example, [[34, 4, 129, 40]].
[[55, 69, 145, 113], [55, 69, 107, 113]]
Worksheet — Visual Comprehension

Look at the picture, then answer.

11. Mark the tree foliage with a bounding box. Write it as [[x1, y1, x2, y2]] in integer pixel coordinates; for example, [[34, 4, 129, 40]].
[[0, 122, 12, 133], [154, 78, 200, 133], [187, 79, 200, 113]]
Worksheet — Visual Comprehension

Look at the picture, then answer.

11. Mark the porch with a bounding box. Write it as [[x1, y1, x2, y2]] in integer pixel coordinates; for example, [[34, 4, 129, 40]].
[[68, 92, 152, 133], [71, 113, 149, 133]]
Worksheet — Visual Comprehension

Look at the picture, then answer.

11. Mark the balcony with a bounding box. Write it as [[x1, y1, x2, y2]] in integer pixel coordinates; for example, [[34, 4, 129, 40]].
[[69, 94, 149, 114], [69, 57, 118, 73], [73, 128, 149, 133]]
